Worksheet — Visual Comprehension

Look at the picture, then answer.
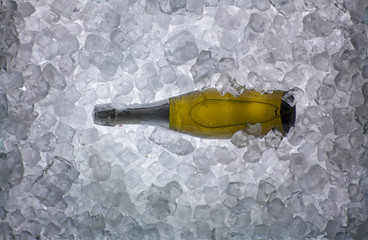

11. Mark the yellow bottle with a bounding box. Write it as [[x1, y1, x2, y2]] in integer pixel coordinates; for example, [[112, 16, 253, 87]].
[[93, 88, 295, 138]]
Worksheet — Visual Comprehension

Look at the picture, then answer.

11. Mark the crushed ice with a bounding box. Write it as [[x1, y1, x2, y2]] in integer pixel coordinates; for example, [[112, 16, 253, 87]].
[[0, 0, 368, 239]]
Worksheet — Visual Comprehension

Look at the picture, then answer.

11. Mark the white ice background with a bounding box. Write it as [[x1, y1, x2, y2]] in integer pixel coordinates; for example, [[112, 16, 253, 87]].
[[0, 0, 368, 239]]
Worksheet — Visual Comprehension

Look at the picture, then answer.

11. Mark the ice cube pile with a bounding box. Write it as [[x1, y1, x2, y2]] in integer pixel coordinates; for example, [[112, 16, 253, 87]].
[[1, 0, 368, 239]]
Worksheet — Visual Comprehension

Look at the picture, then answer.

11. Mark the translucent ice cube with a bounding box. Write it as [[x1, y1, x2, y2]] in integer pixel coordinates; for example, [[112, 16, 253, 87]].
[[164, 31, 199, 66]]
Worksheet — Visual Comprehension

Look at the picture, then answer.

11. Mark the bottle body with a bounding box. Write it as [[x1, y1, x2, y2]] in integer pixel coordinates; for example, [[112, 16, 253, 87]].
[[93, 88, 295, 138], [169, 89, 294, 138]]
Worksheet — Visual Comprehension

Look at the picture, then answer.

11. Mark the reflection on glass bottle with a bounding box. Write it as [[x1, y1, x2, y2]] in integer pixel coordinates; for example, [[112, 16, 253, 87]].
[[93, 88, 296, 138]]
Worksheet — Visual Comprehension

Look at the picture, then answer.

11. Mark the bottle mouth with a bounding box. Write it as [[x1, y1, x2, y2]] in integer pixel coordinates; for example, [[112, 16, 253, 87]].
[[93, 104, 118, 126], [280, 99, 296, 135]]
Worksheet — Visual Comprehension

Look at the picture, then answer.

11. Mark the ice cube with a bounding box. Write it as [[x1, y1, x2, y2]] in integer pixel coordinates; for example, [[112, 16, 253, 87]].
[[193, 149, 211, 174], [282, 65, 306, 86], [85, 34, 107, 52], [53, 98, 75, 116], [130, 41, 150, 60], [124, 169, 142, 189], [97, 57, 119, 76], [160, 65, 177, 84], [209, 205, 227, 225], [91, 213, 105, 231], [50, 0, 79, 19], [290, 153, 307, 180], [267, 198, 285, 218], [348, 183, 362, 202], [256, 180, 276, 205], [180, 227, 195, 240], [0, 222, 14, 238], [351, 33, 368, 50], [248, 13, 271, 33], [243, 144, 262, 163], [165, 181, 183, 200], [286, 191, 304, 213], [305, 77, 321, 101], [231, 129, 249, 148], [42, 64, 66, 90], [29, 156, 79, 206], [214, 146, 236, 165], [117, 147, 139, 165], [272, 15, 291, 37], [158, 151, 177, 170], [121, 54, 138, 74], [253, 224, 268, 240], [302, 13, 335, 39], [43, 222, 61, 238], [292, 43, 309, 63], [350, 90, 364, 106], [325, 220, 343, 239], [316, 83, 336, 105], [269, 0, 296, 16], [126, 225, 152, 239], [252, 0, 270, 11], [100, 8, 120, 29], [4, 109, 37, 141], [334, 73, 352, 93], [0, 147, 24, 190], [288, 217, 309, 239], [146, 192, 175, 220], [264, 129, 283, 148], [204, 186, 219, 203], [332, 108, 354, 136], [186, 0, 203, 14], [78, 47, 90, 70], [49, 24, 70, 41], [145, 0, 160, 15], [94, 160, 111, 181], [185, 173, 205, 189], [190, 50, 218, 89], [83, 181, 105, 200], [58, 54, 75, 75], [18, 2, 36, 17], [22, 77, 50, 105], [155, 222, 174, 240], [311, 52, 331, 72], [136, 138, 153, 155], [235, 0, 253, 8], [195, 221, 211, 239], [302, 164, 329, 194], [220, 31, 238, 51], [20, 143, 40, 167], [226, 182, 244, 197], [174, 205, 192, 222], [55, 122, 76, 143], [163, 31, 199, 66], [17, 44, 32, 62], [57, 37, 80, 56], [78, 128, 99, 146], [9, 209, 25, 226], [110, 29, 127, 49], [166, 138, 194, 155], [319, 199, 337, 217], [35, 132, 56, 152], [169, 0, 186, 12], [0, 91, 8, 122], [362, 65, 368, 80]]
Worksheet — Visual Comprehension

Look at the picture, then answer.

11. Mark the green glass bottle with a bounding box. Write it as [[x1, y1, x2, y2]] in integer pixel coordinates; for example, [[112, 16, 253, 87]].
[[93, 88, 295, 138]]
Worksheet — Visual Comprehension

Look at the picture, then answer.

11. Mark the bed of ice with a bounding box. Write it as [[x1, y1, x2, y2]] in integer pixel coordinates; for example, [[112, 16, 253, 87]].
[[1, 0, 368, 239]]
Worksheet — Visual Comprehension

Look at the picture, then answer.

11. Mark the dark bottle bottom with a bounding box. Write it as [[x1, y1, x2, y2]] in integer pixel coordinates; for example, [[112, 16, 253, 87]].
[[280, 100, 296, 135]]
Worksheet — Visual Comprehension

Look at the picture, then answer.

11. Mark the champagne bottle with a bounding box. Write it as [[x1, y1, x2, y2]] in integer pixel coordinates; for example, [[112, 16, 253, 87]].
[[93, 88, 295, 138]]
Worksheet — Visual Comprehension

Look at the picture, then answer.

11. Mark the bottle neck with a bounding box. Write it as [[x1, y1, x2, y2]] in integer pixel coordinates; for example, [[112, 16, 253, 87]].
[[93, 100, 170, 128]]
